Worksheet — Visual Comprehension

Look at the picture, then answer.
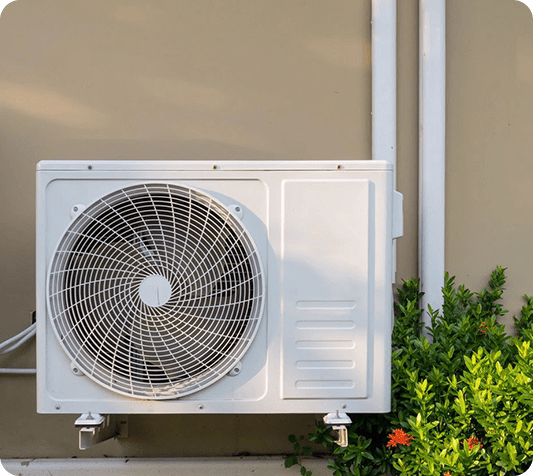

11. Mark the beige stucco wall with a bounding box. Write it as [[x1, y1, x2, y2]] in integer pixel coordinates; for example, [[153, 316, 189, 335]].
[[446, 0, 533, 329], [0, 0, 530, 462]]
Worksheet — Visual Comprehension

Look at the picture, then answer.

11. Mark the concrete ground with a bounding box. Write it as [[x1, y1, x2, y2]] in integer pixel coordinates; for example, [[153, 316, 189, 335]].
[[2, 457, 331, 476]]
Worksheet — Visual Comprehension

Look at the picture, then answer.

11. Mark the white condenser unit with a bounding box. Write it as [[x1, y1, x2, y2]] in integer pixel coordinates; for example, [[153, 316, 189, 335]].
[[36, 160, 402, 432]]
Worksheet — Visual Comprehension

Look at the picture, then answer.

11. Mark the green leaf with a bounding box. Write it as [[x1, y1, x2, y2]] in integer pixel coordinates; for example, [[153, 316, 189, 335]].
[[516, 420, 523, 434], [284, 455, 298, 468], [288, 434, 297, 443]]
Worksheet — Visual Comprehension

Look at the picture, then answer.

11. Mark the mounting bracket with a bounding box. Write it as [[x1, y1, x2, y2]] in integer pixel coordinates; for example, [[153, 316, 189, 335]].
[[74, 413, 128, 450], [323, 411, 352, 448]]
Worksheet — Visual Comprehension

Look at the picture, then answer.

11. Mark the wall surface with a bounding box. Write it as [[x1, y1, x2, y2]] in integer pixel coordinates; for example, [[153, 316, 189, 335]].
[[446, 0, 533, 329], [0, 0, 531, 464]]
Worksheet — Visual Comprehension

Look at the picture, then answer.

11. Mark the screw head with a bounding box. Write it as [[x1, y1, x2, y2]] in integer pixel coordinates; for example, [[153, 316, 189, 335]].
[[55, 405, 61, 410], [198, 405, 204, 410]]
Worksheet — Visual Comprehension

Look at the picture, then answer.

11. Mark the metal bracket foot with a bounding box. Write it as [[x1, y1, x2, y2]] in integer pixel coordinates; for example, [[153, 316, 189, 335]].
[[323, 411, 352, 448], [75, 413, 128, 450], [331, 425, 349, 447]]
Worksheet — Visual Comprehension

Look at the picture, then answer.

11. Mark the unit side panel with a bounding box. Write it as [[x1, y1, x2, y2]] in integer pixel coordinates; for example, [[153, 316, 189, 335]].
[[280, 179, 372, 399]]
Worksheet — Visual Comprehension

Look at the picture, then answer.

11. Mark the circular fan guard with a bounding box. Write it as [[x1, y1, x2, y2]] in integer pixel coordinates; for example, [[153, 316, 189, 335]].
[[47, 183, 264, 399]]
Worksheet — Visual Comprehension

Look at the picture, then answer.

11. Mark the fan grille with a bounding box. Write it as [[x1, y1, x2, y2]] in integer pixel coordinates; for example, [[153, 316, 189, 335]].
[[47, 183, 264, 399]]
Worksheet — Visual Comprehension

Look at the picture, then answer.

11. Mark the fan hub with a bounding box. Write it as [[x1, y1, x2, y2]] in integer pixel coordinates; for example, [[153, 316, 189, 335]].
[[138, 275, 172, 308]]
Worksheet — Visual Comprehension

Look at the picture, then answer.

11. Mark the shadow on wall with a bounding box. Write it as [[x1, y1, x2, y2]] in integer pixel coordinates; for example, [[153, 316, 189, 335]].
[[0, 0, 372, 161], [48, 139, 282, 161]]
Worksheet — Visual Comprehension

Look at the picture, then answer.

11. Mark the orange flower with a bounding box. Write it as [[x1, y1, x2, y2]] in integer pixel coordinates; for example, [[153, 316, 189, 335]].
[[479, 322, 489, 334], [467, 435, 482, 449], [386, 429, 414, 448], [444, 473, 452, 476]]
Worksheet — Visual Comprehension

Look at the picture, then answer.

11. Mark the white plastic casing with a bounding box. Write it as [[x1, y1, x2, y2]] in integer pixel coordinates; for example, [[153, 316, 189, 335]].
[[36, 160, 402, 414]]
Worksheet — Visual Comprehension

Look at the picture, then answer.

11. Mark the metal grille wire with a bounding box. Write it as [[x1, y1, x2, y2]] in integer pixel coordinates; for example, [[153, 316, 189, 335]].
[[47, 183, 264, 399]]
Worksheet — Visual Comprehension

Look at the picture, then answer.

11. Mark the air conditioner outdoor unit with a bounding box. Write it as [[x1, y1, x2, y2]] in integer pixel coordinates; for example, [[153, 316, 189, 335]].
[[36, 160, 402, 435]]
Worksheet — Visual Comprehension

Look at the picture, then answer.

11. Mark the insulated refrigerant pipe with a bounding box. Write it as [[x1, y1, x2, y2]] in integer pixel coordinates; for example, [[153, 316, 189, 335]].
[[371, 0, 397, 177], [419, 0, 446, 333], [371, 0, 398, 282]]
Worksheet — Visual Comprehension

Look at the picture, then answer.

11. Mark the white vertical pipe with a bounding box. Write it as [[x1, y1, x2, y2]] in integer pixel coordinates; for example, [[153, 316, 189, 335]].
[[372, 0, 397, 176], [419, 0, 446, 330], [372, 0, 397, 286]]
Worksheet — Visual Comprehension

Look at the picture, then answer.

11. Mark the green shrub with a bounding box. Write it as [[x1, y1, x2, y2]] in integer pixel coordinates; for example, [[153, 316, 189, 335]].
[[286, 266, 533, 475]]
